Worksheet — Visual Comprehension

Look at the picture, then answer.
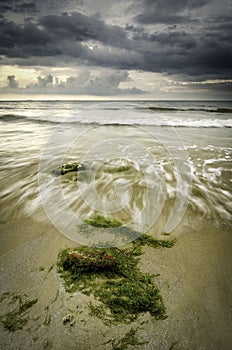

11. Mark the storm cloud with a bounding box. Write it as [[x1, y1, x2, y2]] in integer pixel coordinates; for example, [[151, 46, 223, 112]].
[[135, 0, 210, 24], [0, 0, 231, 97], [0, 0, 38, 14]]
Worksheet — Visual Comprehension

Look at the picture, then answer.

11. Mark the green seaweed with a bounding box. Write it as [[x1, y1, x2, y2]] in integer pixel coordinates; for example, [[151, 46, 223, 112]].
[[105, 328, 148, 350], [88, 302, 111, 323], [133, 234, 176, 249], [57, 242, 167, 323], [57, 219, 176, 324], [48, 265, 54, 273], [19, 299, 37, 313], [1, 311, 29, 331], [84, 214, 122, 228], [94, 274, 166, 323], [43, 306, 51, 326], [0, 292, 10, 303], [57, 246, 140, 293], [81, 218, 176, 248], [0, 294, 37, 331]]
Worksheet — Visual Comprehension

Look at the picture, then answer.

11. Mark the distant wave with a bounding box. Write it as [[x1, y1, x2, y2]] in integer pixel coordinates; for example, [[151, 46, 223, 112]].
[[145, 106, 232, 114], [1, 113, 231, 128], [0, 114, 58, 124]]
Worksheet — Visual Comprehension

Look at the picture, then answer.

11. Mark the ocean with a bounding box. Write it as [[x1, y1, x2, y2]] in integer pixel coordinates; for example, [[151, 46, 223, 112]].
[[0, 100, 231, 244], [0, 100, 232, 349]]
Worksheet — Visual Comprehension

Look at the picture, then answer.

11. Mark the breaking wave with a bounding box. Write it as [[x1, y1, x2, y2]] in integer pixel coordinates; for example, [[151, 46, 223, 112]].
[[1, 113, 232, 128], [145, 106, 232, 113]]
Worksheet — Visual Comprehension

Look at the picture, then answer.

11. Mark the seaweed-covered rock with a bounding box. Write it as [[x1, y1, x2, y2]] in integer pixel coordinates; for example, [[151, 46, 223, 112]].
[[61, 162, 85, 175], [52, 162, 86, 176]]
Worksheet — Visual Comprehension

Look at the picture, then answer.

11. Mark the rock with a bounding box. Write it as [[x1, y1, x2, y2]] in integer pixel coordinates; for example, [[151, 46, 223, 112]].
[[61, 162, 86, 175]]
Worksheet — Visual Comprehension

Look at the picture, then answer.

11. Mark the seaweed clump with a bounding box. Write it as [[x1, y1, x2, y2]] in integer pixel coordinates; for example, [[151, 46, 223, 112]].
[[84, 214, 122, 228], [57, 233, 175, 324], [0, 294, 37, 331], [133, 233, 176, 249]]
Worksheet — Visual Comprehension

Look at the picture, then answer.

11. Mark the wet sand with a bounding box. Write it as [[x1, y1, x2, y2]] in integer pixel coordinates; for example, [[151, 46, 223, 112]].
[[0, 209, 232, 350]]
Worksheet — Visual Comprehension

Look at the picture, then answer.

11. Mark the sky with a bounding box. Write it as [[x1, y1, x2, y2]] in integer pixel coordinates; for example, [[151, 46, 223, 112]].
[[0, 0, 231, 100]]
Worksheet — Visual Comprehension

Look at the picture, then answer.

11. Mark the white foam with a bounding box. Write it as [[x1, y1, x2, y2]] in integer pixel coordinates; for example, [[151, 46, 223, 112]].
[[165, 173, 173, 182], [75, 117, 232, 128]]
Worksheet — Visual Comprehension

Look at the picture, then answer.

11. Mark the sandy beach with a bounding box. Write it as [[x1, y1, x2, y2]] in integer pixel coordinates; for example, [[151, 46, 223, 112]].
[[1, 207, 232, 350]]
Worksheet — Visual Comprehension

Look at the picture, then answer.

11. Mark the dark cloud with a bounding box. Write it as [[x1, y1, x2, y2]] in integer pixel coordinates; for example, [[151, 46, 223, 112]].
[[135, 0, 210, 24], [0, 19, 60, 57], [39, 12, 130, 49], [132, 30, 197, 49], [0, 3, 12, 14], [0, 12, 130, 59], [0, 0, 38, 14], [0, 9, 231, 81], [174, 80, 232, 98], [0, 20, 49, 47], [15, 2, 38, 13]]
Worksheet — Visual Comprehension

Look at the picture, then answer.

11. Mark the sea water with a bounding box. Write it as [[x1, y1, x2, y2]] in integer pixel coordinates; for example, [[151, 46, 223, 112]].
[[0, 100, 231, 238]]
